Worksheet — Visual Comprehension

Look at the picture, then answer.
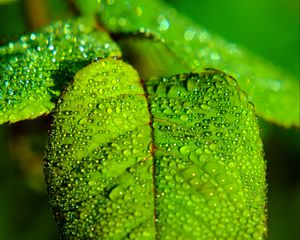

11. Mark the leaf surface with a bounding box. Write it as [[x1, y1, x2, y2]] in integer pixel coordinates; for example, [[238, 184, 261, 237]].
[[0, 18, 121, 124], [45, 58, 266, 239], [97, 0, 299, 127]]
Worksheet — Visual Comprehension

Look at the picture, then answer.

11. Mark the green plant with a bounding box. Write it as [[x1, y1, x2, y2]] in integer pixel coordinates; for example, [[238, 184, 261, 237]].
[[0, 0, 299, 239]]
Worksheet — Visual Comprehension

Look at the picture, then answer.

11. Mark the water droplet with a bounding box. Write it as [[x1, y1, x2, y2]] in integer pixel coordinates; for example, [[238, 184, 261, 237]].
[[180, 145, 191, 156], [180, 114, 188, 121], [109, 185, 124, 201], [78, 117, 88, 124], [184, 28, 195, 41]]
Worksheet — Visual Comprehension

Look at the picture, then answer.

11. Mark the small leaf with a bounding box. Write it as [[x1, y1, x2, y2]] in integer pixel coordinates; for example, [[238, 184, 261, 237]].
[[0, 18, 121, 124], [97, 0, 299, 127], [45, 58, 266, 239]]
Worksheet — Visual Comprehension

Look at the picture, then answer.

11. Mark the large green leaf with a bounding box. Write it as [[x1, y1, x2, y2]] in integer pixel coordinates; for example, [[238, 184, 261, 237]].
[[45, 58, 266, 239], [97, 0, 299, 128], [0, 18, 121, 124]]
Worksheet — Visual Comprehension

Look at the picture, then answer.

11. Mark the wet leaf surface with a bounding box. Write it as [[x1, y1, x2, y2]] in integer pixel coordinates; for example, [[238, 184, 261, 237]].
[[0, 18, 121, 124], [45, 59, 267, 239]]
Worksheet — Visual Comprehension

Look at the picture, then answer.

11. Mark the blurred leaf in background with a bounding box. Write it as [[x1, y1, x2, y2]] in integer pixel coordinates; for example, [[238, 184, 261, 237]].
[[165, 0, 299, 76], [0, 0, 299, 239]]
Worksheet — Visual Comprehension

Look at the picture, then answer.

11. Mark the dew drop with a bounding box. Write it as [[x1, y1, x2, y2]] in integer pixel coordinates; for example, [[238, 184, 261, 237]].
[[109, 185, 124, 201]]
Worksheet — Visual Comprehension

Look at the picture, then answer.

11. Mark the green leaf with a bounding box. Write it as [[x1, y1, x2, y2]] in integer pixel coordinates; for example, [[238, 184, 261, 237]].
[[45, 58, 267, 239], [73, 0, 99, 17], [97, 0, 299, 128], [0, 18, 121, 124], [0, 0, 16, 5]]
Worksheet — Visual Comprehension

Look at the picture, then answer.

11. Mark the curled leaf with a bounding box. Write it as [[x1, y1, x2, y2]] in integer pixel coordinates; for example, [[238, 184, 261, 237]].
[[45, 58, 266, 239], [98, 0, 299, 127], [0, 18, 121, 124]]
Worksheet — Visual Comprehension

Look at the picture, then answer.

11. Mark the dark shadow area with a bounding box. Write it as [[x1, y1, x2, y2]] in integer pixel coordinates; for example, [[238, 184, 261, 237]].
[[0, 115, 59, 240], [49, 59, 91, 96], [263, 121, 300, 240]]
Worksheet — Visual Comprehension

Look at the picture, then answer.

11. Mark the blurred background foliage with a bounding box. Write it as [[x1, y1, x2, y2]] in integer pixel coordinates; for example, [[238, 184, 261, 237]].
[[0, 0, 299, 239]]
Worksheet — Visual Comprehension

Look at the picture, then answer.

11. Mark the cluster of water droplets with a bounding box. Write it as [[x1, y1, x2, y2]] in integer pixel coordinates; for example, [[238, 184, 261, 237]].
[[145, 70, 266, 239], [0, 18, 121, 124], [45, 59, 266, 239]]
